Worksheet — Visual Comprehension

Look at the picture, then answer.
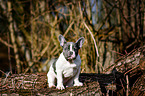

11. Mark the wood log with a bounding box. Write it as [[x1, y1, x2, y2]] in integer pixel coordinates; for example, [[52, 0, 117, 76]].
[[0, 73, 117, 95], [0, 46, 145, 95]]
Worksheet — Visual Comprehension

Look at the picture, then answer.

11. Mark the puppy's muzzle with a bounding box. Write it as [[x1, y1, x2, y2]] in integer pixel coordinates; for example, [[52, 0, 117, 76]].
[[68, 51, 73, 57], [67, 51, 75, 60]]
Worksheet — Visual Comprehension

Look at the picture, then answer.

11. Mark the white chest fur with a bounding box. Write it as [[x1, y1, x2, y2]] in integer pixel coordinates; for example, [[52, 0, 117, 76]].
[[63, 63, 78, 77], [56, 53, 81, 77]]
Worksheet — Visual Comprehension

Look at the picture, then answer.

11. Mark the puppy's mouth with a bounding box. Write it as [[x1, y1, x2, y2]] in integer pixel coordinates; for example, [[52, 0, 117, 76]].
[[67, 56, 75, 60], [67, 52, 76, 60], [63, 52, 76, 61], [67, 57, 75, 62]]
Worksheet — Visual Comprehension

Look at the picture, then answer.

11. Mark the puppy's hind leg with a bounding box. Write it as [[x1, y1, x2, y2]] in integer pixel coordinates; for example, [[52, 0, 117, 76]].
[[73, 68, 83, 86], [47, 71, 56, 88]]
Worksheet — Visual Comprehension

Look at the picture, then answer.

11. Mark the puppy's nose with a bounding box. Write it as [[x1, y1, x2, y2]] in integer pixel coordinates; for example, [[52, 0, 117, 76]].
[[69, 51, 73, 56]]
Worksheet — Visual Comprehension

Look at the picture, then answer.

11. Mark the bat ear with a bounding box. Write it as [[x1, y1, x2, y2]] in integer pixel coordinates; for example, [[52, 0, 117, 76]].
[[76, 37, 85, 48], [59, 35, 66, 47]]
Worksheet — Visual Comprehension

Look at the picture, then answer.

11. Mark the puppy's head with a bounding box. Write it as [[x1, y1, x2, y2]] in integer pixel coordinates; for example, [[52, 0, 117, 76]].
[[59, 35, 85, 61]]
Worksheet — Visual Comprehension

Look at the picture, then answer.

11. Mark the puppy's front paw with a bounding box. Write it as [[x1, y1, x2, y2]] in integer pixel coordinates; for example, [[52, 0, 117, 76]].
[[48, 83, 55, 88], [57, 84, 65, 90], [74, 82, 83, 86]]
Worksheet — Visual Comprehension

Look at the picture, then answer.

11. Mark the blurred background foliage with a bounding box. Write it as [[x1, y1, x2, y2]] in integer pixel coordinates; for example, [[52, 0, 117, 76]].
[[0, 0, 144, 75]]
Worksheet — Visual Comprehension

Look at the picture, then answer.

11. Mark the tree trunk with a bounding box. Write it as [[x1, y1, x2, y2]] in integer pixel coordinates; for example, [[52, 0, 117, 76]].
[[8, 1, 21, 73]]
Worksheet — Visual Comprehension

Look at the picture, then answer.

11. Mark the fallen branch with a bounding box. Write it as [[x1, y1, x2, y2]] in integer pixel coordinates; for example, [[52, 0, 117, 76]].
[[83, 21, 99, 57], [64, 21, 74, 37], [126, 75, 129, 96], [0, 37, 13, 48], [79, 1, 99, 57]]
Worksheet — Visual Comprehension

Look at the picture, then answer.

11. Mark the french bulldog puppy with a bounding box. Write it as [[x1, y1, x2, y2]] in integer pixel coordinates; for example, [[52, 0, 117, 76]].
[[47, 35, 85, 90]]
